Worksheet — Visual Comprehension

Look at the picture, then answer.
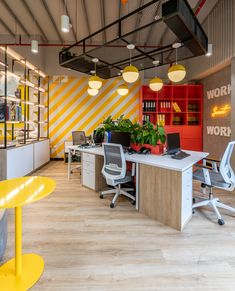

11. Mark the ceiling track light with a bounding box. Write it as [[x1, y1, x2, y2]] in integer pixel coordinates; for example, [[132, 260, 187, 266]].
[[31, 40, 38, 54], [206, 43, 213, 57], [122, 44, 139, 84], [149, 60, 163, 92], [88, 58, 103, 90], [61, 14, 70, 33], [168, 43, 186, 83]]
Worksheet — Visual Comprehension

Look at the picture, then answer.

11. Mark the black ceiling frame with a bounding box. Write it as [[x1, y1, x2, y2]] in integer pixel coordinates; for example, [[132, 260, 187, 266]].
[[59, 0, 208, 79]]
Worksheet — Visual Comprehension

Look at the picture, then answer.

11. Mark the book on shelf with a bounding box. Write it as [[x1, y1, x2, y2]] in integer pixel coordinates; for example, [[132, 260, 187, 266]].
[[143, 114, 150, 123], [172, 102, 181, 112], [157, 114, 165, 126], [143, 101, 156, 112], [159, 102, 171, 112]]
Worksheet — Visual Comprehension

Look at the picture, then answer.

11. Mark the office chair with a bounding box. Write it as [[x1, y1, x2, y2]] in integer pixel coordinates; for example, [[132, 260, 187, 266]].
[[193, 141, 235, 225], [70, 131, 86, 173], [72, 131, 86, 145], [100, 143, 135, 208]]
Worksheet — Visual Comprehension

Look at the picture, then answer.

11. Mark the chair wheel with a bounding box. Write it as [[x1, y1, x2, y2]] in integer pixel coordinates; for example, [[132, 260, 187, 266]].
[[192, 210, 195, 214], [192, 198, 196, 203], [218, 219, 225, 226], [110, 203, 115, 208], [100, 194, 104, 199], [131, 200, 136, 205]]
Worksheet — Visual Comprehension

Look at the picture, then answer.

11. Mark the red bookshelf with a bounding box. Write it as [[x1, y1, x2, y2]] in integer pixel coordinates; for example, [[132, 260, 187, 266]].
[[140, 85, 203, 151]]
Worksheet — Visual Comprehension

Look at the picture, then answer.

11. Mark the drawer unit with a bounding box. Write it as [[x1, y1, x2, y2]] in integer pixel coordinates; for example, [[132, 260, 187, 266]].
[[82, 153, 96, 190], [81, 153, 106, 191], [83, 153, 95, 163], [82, 168, 95, 190], [83, 160, 95, 172], [181, 167, 193, 226]]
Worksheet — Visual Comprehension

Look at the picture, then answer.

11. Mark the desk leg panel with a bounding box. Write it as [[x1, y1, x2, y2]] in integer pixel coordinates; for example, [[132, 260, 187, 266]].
[[139, 164, 182, 231]]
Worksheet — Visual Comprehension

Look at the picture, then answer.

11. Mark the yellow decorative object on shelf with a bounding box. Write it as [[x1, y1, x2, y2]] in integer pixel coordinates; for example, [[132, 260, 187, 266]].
[[172, 102, 181, 112], [0, 176, 56, 290]]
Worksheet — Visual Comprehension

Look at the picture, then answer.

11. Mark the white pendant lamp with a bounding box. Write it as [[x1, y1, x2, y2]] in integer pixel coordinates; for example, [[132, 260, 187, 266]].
[[61, 15, 70, 33], [88, 58, 102, 90], [168, 43, 186, 83], [87, 87, 99, 96], [117, 84, 128, 96], [31, 40, 38, 54], [122, 44, 139, 83], [149, 60, 163, 92]]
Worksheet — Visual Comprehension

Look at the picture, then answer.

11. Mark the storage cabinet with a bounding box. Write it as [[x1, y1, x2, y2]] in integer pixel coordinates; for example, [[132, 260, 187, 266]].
[[34, 139, 50, 169], [140, 85, 203, 151], [6, 144, 34, 179], [0, 139, 50, 180], [81, 153, 106, 191]]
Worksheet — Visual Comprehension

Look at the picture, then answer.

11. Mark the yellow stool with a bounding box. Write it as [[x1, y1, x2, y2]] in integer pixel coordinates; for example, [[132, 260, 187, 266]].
[[0, 176, 56, 290]]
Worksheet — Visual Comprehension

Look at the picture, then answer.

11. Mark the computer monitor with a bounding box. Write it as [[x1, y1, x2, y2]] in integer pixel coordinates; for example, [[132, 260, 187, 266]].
[[109, 131, 131, 148], [167, 132, 181, 154], [93, 130, 104, 144]]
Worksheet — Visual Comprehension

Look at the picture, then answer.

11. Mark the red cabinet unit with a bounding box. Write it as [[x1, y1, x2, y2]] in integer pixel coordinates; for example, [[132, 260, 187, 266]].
[[140, 85, 203, 151]]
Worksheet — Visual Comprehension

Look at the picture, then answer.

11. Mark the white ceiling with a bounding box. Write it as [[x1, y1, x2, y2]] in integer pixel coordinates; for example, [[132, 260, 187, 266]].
[[0, 0, 218, 45]]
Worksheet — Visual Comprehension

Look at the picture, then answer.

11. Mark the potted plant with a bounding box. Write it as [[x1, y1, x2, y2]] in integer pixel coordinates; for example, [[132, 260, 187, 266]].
[[131, 121, 166, 154], [95, 115, 166, 155]]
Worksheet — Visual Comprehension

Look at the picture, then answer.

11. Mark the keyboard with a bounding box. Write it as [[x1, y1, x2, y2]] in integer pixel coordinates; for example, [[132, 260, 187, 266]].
[[172, 151, 190, 160]]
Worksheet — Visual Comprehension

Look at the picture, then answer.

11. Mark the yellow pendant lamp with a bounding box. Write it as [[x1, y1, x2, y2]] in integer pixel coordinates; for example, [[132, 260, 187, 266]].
[[122, 44, 139, 83], [168, 43, 186, 83], [88, 58, 103, 89], [87, 87, 99, 96], [149, 60, 163, 92], [117, 83, 128, 96]]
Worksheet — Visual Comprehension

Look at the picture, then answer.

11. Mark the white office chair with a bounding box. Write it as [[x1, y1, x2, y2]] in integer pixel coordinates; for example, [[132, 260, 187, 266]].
[[100, 143, 135, 208], [193, 141, 235, 225], [71, 131, 86, 173]]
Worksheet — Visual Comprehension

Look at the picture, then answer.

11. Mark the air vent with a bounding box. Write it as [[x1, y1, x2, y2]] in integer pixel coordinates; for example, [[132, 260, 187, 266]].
[[162, 0, 208, 55]]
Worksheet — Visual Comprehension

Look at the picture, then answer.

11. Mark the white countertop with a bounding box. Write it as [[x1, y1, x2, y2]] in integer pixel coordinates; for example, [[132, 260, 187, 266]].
[[68, 145, 208, 172]]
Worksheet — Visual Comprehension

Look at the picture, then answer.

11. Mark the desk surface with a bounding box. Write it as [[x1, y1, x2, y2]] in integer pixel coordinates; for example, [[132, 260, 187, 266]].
[[69, 145, 208, 172]]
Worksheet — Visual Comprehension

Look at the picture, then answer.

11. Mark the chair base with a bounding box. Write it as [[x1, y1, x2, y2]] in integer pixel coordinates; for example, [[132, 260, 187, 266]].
[[193, 196, 235, 225], [100, 185, 135, 208]]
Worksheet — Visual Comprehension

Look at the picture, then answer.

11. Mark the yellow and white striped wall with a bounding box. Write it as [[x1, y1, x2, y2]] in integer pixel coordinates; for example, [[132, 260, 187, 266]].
[[48, 76, 140, 158]]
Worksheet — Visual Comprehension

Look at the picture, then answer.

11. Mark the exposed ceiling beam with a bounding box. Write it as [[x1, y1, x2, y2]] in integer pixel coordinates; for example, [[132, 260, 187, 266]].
[[0, 18, 15, 37], [81, 0, 91, 39], [2, 0, 30, 37], [62, 0, 77, 42], [41, 0, 64, 43], [100, 0, 106, 43], [21, 0, 48, 42], [131, 0, 144, 44], [144, 0, 162, 46]]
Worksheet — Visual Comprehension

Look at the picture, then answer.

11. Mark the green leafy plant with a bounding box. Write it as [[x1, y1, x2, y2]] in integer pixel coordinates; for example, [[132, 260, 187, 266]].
[[95, 115, 165, 146]]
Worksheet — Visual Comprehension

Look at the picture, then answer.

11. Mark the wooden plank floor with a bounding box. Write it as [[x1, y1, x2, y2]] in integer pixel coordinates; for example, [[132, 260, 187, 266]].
[[2, 161, 235, 290]]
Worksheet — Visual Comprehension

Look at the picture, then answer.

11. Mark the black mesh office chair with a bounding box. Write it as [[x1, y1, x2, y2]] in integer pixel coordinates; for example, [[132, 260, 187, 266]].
[[100, 143, 135, 208]]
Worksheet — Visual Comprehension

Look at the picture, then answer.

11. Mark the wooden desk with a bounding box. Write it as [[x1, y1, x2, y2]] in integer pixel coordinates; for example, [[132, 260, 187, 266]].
[[68, 145, 208, 231]]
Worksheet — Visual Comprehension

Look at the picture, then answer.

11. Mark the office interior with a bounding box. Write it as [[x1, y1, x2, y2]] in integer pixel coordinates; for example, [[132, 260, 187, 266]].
[[0, 0, 235, 290]]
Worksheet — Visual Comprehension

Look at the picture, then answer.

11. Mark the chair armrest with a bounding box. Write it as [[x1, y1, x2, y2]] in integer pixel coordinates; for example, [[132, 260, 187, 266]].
[[202, 157, 220, 173], [194, 163, 212, 170], [131, 163, 136, 177]]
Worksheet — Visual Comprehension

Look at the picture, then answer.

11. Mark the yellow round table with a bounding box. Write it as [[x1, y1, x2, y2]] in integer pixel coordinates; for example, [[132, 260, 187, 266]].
[[0, 176, 56, 291]]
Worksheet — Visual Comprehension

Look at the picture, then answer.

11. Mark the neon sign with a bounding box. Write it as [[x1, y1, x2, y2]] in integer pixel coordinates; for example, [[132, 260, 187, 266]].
[[211, 104, 231, 118]]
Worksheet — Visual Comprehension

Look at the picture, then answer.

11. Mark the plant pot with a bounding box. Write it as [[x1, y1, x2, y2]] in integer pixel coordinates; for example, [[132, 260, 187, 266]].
[[131, 143, 164, 155]]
